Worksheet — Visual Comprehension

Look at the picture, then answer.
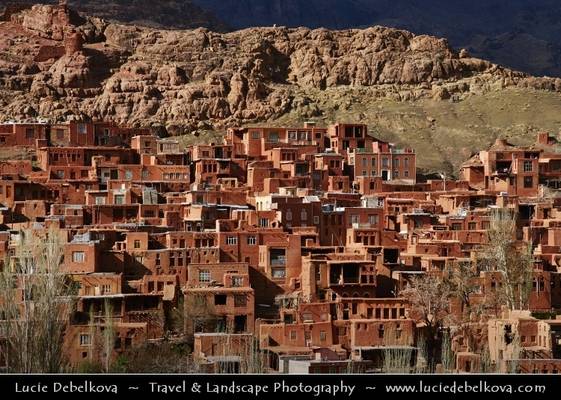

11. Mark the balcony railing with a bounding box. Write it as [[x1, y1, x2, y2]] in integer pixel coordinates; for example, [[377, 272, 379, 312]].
[[351, 223, 378, 229], [270, 258, 286, 266]]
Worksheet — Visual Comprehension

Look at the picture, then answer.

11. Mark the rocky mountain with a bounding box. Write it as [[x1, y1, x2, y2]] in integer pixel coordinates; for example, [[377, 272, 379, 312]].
[[2, 3, 561, 173], [193, 0, 561, 78], [7, 1, 561, 77], [1, 0, 228, 31]]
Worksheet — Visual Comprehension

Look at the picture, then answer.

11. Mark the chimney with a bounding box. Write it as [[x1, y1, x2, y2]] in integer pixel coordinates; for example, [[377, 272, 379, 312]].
[[537, 132, 550, 145]]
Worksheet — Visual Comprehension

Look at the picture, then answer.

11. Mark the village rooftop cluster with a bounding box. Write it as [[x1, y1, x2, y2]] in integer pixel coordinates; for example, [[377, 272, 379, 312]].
[[0, 120, 561, 373]]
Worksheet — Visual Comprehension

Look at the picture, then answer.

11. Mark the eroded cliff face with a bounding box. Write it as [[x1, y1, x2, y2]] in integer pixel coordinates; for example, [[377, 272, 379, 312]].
[[1, 4, 561, 134]]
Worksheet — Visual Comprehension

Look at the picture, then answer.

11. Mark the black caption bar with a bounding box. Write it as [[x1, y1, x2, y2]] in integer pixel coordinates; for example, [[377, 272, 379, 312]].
[[1, 374, 554, 399]]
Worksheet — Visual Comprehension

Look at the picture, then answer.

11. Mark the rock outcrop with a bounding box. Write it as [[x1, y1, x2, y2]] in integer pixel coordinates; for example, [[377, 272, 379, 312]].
[[1, 3, 561, 133]]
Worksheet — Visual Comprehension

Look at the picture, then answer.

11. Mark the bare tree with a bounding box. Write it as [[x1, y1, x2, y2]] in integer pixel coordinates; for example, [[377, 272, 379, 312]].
[[102, 299, 116, 373], [440, 330, 454, 373], [446, 260, 480, 316], [0, 227, 74, 373], [400, 273, 452, 370], [445, 259, 487, 367], [480, 208, 533, 310]]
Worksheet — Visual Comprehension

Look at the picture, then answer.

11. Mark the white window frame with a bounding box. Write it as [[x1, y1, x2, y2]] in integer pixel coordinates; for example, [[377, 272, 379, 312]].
[[72, 251, 85, 263]]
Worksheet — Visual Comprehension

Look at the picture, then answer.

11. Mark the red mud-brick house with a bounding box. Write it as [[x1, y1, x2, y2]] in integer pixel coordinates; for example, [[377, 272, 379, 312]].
[[460, 133, 561, 197], [184, 262, 255, 336]]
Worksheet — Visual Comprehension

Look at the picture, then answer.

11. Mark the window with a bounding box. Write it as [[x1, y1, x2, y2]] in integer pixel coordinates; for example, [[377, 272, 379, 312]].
[[114, 195, 124, 205], [102, 284, 112, 294], [382, 157, 389, 168], [214, 294, 227, 305], [393, 159, 399, 168], [468, 222, 477, 230], [251, 131, 260, 139], [72, 251, 85, 263], [313, 216, 320, 224], [320, 330, 326, 341], [199, 270, 211, 283], [290, 331, 297, 340], [272, 268, 286, 279], [25, 128, 34, 139], [285, 209, 292, 221], [247, 236, 257, 245], [368, 215, 379, 225], [134, 240, 141, 249], [56, 129, 64, 139], [259, 218, 269, 227], [524, 176, 533, 188], [234, 295, 247, 307], [362, 158, 368, 167], [226, 236, 237, 245], [79, 334, 91, 346], [124, 170, 133, 180], [301, 210, 308, 221], [404, 158, 409, 168], [232, 276, 244, 287], [523, 160, 533, 172], [77, 123, 87, 134]]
